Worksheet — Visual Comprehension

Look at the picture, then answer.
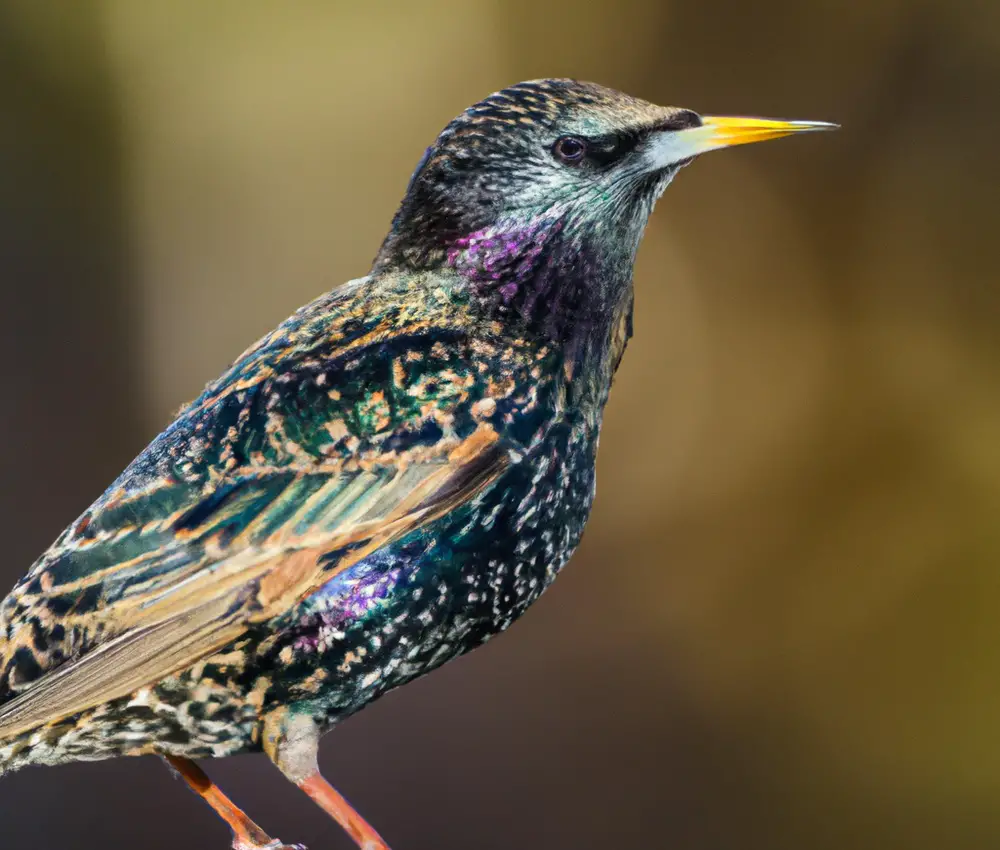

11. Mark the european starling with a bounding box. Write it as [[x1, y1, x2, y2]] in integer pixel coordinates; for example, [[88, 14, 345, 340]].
[[0, 79, 834, 849]]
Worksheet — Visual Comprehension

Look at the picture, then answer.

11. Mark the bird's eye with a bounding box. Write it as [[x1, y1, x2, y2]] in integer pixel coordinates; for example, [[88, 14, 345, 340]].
[[552, 136, 587, 164]]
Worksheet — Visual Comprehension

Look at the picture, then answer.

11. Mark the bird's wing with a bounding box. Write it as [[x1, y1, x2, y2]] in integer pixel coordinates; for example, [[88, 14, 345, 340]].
[[0, 427, 506, 738], [0, 275, 553, 737]]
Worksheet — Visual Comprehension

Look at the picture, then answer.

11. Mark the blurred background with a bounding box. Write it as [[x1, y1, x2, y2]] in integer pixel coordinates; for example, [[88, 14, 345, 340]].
[[1, 1, 998, 848]]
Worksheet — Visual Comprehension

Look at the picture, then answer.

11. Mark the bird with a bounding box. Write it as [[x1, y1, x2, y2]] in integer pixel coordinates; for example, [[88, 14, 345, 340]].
[[0, 79, 834, 850]]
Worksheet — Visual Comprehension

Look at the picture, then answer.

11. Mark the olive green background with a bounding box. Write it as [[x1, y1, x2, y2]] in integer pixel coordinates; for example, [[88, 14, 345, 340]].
[[0, 2, 997, 849]]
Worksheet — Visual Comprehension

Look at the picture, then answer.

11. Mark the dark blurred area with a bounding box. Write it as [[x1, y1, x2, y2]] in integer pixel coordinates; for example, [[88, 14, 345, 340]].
[[1, 2, 998, 849]]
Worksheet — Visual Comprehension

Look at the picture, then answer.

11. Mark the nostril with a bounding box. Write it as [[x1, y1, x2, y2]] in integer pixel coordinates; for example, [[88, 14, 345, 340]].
[[657, 109, 702, 131]]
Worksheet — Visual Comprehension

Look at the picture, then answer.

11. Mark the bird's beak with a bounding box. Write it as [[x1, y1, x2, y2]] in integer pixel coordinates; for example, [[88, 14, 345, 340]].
[[646, 115, 838, 170], [698, 116, 839, 149]]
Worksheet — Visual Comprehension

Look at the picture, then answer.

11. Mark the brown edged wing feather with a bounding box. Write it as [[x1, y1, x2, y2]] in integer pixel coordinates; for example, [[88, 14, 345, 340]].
[[0, 425, 507, 738]]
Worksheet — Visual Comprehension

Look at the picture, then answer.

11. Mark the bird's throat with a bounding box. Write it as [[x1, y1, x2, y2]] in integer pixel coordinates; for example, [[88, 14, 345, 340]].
[[439, 213, 637, 417], [447, 214, 635, 378]]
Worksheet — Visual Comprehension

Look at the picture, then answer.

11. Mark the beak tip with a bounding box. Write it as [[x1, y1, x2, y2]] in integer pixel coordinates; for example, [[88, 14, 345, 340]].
[[794, 120, 840, 132]]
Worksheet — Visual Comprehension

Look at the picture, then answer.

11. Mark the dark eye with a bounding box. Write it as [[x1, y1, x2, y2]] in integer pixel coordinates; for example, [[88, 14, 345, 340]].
[[552, 136, 587, 164]]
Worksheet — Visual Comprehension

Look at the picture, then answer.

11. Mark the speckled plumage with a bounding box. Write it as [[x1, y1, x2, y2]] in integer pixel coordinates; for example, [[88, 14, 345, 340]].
[[0, 271, 594, 770], [0, 78, 833, 849]]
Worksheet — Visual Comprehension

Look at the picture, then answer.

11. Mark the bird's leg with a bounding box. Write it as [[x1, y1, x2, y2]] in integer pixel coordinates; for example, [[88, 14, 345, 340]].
[[163, 754, 306, 850], [263, 708, 391, 850], [296, 772, 391, 850]]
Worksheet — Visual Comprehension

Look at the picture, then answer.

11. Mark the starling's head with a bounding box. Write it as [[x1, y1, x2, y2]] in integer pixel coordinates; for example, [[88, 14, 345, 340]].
[[374, 79, 833, 359], [375, 80, 832, 273], [376, 79, 689, 272]]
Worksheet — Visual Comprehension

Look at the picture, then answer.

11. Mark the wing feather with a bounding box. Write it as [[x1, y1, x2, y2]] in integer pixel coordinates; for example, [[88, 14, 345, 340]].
[[0, 425, 508, 737]]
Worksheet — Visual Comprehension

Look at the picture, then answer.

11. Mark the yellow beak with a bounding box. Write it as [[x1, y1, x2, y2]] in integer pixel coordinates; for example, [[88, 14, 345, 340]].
[[646, 115, 837, 169], [700, 115, 840, 149]]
